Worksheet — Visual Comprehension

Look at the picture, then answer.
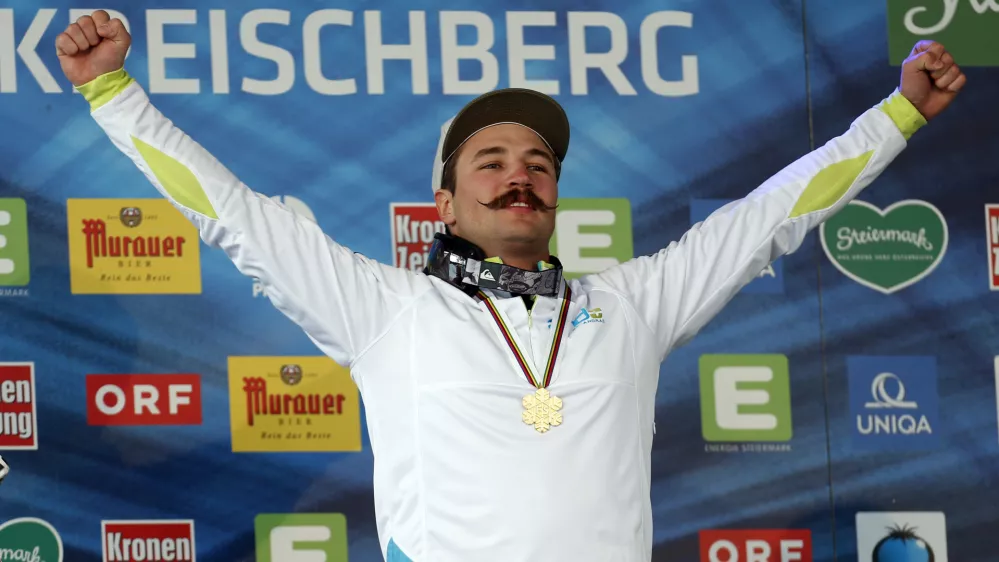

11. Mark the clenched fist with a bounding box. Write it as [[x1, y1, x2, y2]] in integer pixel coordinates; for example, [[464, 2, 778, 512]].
[[899, 40, 967, 122], [56, 10, 131, 87]]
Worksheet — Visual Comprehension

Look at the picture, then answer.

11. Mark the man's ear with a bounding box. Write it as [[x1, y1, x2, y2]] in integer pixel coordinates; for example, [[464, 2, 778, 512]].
[[434, 189, 457, 228]]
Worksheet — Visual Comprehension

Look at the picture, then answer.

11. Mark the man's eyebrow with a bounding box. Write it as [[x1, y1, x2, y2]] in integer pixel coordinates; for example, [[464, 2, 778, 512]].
[[471, 146, 555, 167]]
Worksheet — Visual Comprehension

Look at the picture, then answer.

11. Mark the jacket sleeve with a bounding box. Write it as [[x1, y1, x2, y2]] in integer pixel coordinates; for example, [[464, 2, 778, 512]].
[[78, 68, 424, 368], [583, 89, 927, 361]]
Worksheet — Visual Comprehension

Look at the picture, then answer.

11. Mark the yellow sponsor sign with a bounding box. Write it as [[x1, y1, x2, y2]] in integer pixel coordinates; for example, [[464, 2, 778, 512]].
[[66, 199, 201, 294], [228, 356, 361, 453]]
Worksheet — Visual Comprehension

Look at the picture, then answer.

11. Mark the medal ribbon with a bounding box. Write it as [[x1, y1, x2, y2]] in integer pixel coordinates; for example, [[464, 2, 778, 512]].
[[475, 284, 572, 388]]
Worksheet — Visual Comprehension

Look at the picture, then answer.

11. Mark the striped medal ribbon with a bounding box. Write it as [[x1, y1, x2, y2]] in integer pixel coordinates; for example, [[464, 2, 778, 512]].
[[475, 284, 572, 434]]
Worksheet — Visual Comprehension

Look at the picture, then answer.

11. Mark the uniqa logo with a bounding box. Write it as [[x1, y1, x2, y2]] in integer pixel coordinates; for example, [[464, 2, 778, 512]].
[[905, 0, 999, 34], [857, 372, 932, 436]]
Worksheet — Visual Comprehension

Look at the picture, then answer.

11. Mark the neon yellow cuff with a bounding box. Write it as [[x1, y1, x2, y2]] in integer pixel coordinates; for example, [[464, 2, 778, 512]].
[[878, 89, 927, 141], [75, 68, 135, 112]]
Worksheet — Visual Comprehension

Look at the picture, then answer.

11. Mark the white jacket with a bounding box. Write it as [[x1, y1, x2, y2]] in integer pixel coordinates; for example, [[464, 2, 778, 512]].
[[79, 69, 925, 562]]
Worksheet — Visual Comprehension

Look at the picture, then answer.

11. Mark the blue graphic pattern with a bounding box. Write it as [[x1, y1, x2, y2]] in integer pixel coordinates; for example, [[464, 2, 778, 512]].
[[1, 0, 997, 560]]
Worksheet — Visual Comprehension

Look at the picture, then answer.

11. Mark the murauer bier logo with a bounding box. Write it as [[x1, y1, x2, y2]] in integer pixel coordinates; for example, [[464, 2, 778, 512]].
[[887, 0, 999, 66], [228, 357, 361, 452], [67, 199, 201, 294], [821, 200, 947, 294]]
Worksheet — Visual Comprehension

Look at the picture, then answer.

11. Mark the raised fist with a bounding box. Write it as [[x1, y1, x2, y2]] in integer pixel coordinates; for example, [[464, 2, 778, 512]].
[[899, 40, 966, 122], [55, 10, 131, 87]]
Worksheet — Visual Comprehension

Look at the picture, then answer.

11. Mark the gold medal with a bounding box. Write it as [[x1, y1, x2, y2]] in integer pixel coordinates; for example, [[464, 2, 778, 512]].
[[522, 388, 563, 433], [476, 285, 572, 435]]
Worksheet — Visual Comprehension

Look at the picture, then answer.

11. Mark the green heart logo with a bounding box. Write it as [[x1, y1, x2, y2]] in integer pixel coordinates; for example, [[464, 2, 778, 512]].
[[0, 518, 63, 562], [821, 199, 948, 294]]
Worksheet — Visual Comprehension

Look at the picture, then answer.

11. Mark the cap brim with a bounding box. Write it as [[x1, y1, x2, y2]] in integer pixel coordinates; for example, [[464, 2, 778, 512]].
[[441, 88, 570, 166]]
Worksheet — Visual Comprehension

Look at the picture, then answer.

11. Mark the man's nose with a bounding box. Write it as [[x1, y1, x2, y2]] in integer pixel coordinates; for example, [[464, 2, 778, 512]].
[[506, 165, 532, 188]]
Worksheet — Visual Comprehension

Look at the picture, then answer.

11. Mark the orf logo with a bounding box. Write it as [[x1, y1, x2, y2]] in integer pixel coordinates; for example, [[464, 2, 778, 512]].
[[119, 207, 142, 228], [87, 374, 202, 426], [698, 529, 812, 561], [281, 365, 303, 386]]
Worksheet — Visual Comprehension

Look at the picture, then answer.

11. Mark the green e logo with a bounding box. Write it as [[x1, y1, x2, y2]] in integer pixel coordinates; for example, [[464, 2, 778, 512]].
[[0, 198, 29, 287], [255, 513, 348, 562], [699, 354, 793, 442], [550, 198, 633, 279]]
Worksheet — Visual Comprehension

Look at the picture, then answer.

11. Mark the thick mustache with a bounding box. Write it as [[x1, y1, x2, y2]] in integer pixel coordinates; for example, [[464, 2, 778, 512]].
[[478, 189, 558, 212]]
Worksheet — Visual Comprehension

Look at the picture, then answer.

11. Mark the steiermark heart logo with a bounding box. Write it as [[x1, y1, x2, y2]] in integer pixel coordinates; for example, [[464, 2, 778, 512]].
[[821, 199, 948, 294], [0, 517, 63, 562]]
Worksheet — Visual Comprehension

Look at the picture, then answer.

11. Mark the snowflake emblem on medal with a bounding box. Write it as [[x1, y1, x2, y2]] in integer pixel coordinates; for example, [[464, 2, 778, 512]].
[[522, 388, 563, 433]]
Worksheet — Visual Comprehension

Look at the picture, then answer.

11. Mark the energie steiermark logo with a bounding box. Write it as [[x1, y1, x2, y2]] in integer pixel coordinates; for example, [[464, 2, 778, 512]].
[[255, 513, 347, 562], [0, 517, 63, 562], [821, 200, 947, 294], [699, 354, 792, 446], [887, 0, 999, 67], [549, 198, 633, 279], [0, 198, 29, 287]]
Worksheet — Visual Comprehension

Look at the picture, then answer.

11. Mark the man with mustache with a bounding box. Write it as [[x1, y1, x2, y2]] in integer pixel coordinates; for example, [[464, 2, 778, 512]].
[[56, 10, 966, 562]]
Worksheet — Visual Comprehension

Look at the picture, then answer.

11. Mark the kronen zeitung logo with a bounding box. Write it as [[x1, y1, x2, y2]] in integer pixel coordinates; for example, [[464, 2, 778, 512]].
[[67, 199, 201, 294], [821, 200, 947, 294]]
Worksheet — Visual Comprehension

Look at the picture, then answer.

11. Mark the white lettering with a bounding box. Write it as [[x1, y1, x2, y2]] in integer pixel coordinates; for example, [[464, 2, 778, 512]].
[[0, 8, 61, 93], [640, 11, 699, 96], [782, 539, 804, 561], [991, 216, 998, 245], [708, 540, 738, 562], [904, 0, 999, 34], [993, 247, 999, 275], [304, 9, 356, 95], [904, 0, 960, 34], [270, 525, 332, 560], [365, 10, 429, 95], [134, 384, 160, 415], [555, 209, 619, 273], [97, 384, 127, 416], [0, 11, 12, 93], [0, 380, 29, 403], [241, 9, 295, 95], [857, 414, 933, 435], [210, 10, 230, 94], [746, 540, 770, 562], [169, 384, 192, 414], [147, 10, 198, 94], [507, 11, 559, 94], [106, 533, 193, 561], [395, 214, 412, 243], [0, 411, 33, 439], [714, 367, 776, 431], [836, 226, 935, 251], [439, 11, 498, 94], [568, 12, 636, 95], [0, 8, 704, 98]]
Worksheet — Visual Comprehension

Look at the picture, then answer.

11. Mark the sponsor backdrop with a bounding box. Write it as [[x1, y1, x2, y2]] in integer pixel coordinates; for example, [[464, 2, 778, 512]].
[[0, 0, 997, 560]]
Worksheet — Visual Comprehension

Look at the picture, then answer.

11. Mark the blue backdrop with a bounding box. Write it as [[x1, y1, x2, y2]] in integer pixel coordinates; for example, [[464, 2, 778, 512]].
[[1, 0, 997, 560]]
